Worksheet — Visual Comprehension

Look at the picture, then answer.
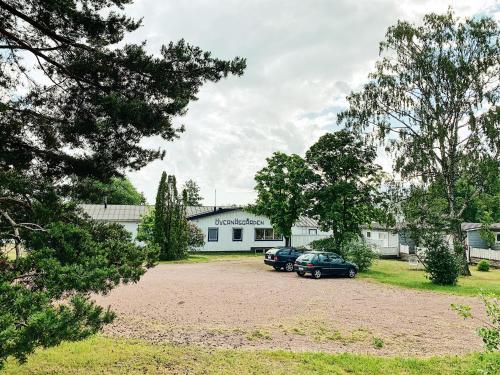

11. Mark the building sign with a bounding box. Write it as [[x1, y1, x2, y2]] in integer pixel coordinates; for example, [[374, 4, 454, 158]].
[[214, 218, 265, 226]]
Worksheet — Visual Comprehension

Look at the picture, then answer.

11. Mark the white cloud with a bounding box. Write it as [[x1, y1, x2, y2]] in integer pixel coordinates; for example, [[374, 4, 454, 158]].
[[123, 0, 498, 205]]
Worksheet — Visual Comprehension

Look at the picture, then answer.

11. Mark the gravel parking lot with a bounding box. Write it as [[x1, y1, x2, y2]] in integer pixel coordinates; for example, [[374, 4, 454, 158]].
[[94, 258, 484, 356]]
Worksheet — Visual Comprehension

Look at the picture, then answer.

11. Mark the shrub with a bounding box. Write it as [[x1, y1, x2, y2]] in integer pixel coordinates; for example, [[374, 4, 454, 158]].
[[310, 236, 347, 257], [346, 241, 377, 272], [452, 294, 499, 351], [423, 235, 460, 285], [372, 337, 384, 349], [477, 260, 490, 272]]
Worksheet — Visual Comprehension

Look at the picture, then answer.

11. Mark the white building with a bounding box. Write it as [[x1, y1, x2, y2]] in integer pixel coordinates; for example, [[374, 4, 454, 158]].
[[362, 223, 400, 257], [79, 204, 330, 252]]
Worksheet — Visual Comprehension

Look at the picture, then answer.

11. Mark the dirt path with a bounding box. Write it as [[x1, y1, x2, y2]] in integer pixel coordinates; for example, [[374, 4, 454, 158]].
[[93, 258, 484, 356]]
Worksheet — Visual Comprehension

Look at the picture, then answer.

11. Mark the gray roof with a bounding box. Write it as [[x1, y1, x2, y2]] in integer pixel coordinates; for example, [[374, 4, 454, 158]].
[[461, 222, 500, 231], [79, 204, 219, 222], [78, 204, 320, 227]]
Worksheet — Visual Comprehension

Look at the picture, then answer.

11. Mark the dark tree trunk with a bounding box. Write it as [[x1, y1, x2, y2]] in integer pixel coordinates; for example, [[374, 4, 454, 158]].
[[285, 236, 291, 247]]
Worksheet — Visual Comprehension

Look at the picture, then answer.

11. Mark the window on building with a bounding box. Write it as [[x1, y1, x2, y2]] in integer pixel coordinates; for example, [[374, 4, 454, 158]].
[[496, 233, 500, 243], [308, 228, 318, 235], [255, 228, 282, 241], [208, 228, 218, 242], [232, 228, 243, 241], [366, 231, 371, 238], [378, 232, 386, 239]]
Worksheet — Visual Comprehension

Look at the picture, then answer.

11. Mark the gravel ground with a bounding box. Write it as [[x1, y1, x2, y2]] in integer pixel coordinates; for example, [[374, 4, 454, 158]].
[[93, 258, 485, 356]]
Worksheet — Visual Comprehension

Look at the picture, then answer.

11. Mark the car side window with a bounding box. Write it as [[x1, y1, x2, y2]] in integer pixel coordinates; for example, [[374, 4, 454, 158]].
[[318, 254, 328, 262], [280, 249, 291, 255]]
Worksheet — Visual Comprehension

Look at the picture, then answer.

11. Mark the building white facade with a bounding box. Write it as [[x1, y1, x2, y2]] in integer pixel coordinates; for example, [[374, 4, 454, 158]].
[[79, 204, 330, 252]]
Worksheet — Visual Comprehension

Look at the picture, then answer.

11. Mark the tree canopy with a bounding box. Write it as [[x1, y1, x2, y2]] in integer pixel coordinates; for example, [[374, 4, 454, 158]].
[[182, 179, 203, 206], [0, 0, 245, 366], [251, 152, 312, 246], [338, 10, 499, 274], [305, 130, 389, 253], [69, 177, 146, 205]]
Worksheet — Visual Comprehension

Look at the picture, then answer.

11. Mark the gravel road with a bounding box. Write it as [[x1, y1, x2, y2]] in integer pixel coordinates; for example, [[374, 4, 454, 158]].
[[93, 258, 484, 356]]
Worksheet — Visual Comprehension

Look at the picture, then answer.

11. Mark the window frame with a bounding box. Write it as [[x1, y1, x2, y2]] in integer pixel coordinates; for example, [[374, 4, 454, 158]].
[[308, 228, 318, 235], [208, 227, 219, 242], [254, 228, 283, 241], [496, 233, 500, 243], [232, 227, 243, 242], [366, 231, 371, 238]]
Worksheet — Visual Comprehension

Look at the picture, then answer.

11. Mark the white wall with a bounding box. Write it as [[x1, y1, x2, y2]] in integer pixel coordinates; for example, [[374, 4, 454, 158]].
[[363, 229, 399, 256], [191, 209, 286, 251]]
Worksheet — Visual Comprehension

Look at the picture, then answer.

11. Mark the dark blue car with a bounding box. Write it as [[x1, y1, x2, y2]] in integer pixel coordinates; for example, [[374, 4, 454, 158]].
[[264, 247, 304, 272]]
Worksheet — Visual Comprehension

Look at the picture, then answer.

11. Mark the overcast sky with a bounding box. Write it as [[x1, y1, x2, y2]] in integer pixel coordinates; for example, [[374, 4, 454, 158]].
[[122, 0, 499, 206]]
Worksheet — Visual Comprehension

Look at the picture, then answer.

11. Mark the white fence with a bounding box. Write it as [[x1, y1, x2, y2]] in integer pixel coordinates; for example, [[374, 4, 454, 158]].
[[468, 247, 500, 261], [291, 234, 330, 248]]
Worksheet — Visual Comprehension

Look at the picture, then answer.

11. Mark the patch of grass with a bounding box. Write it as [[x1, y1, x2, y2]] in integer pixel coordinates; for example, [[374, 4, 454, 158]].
[[160, 251, 262, 264], [359, 260, 500, 296], [246, 329, 272, 341], [3, 336, 499, 375], [372, 337, 384, 349]]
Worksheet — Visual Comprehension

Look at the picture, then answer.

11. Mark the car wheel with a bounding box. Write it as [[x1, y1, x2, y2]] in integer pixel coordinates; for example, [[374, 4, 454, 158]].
[[296, 271, 306, 277], [312, 269, 322, 279], [273, 266, 280, 271], [284, 262, 294, 272], [348, 268, 357, 278]]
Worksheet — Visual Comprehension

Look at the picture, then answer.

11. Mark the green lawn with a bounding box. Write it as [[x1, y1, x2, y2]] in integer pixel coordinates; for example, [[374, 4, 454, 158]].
[[359, 259, 500, 296], [159, 251, 262, 264], [2, 336, 499, 375]]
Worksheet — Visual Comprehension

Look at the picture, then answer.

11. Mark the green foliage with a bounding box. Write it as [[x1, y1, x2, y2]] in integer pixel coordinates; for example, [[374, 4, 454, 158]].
[[423, 235, 460, 285], [338, 10, 499, 277], [346, 241, 377, 272], [0, 196, 156, 367], [251, 152, 312, 246], [188, 222, 205, 250], [183, 180, 203, 206], [153, 173, 188, 260], [372, 337, 384, 349], [310, 237, 342, 254], [69, 177, 146, 205], [477, 260, 491, 272], [305, 130, 390, 254], [1, 0, 244, 366], [452, 294, 499, 351]]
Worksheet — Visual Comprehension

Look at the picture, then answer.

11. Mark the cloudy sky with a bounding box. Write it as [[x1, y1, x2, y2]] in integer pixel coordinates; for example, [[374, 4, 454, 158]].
[[122, 0, 499, 205]]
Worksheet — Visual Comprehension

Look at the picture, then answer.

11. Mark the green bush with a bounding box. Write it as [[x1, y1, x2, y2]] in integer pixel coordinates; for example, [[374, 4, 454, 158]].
[[310, 237, 346, 257], [477, 260, 490, 272], [423, 235, 460, 285], [346, 241, 377, 272]]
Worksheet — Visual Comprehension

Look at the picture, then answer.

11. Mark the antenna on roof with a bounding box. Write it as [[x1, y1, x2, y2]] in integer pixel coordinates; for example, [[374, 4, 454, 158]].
[[213, 189, 217, 212]]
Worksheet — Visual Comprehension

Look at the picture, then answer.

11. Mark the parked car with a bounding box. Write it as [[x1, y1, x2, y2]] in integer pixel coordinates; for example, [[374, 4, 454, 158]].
[[264, 247, 304, 272], [294, 251, 358, 279]]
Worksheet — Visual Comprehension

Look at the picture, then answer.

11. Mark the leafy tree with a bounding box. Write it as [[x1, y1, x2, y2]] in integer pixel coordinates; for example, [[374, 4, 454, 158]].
[[153, 173, 188, 260], [251, 152, 312, 246], [346, 241, 378, 272], [305, 131, 390, 254], [0, 0, 244, 366], [187, 221, 205, 250], [137, 208, 204, 251], [69, 177, 146, 205], [421, 234, 460, 285], [338, 10, 499, 275], [183, 179, 203, 206]]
